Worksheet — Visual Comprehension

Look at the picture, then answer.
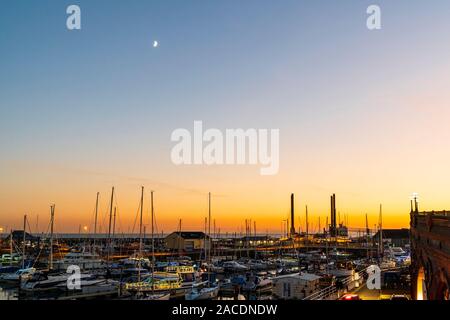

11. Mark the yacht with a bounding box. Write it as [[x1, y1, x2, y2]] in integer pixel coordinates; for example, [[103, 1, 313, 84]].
[[124, 272, 182, 293], [21, 272, 94, 291], [131, 292, 171, 300], [242, 275, 272, 292], [185, 282, 219, 300], [53, 251, 104, 271], [222, 261, 249, 272], [55, 278, 119, 297], [0, 267, 36, 282], [386, 247, 407, 258]]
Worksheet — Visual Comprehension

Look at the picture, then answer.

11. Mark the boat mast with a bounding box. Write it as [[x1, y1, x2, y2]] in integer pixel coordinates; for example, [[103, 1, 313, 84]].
[[22, 214, 27, 269], [50, 205, 55, 270], [379, 204, 383, 258], [93, 192, 99, 251], [138, 186, 144, 282], [107, 187, 114, 266], [318, 217, 321, 234], [178, 219, 182, 256], [305, 205, 309, 243], [203, 217, 207, 263], [208, 192, 211, 286], [151, 190, 155, 293], [365, 213, 369, 259], [9, 228, 13, 266], [112, 207, 117, 238]]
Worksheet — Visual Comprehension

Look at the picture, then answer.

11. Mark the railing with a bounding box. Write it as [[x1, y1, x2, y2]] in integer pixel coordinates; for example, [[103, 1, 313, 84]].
[[303, 269, 367, 300]]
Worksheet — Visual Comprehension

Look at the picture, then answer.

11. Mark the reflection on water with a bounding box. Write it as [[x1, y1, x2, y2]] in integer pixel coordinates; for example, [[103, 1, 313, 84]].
[[0, 286, 18, 300]]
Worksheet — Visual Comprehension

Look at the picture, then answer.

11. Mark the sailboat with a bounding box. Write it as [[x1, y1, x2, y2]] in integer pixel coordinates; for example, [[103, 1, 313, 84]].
[[124, 188, 172, 300], [185, 192, 219, 300]]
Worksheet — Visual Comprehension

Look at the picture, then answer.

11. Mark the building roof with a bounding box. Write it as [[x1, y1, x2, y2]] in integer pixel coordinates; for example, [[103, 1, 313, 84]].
[[4, 230, 39, 241], [168, 231, 209, 239], [373, 228, 409, 239]]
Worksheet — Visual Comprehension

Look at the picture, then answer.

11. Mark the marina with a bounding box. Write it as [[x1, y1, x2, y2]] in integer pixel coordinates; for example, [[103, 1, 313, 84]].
[[0, 190, 414, 301]]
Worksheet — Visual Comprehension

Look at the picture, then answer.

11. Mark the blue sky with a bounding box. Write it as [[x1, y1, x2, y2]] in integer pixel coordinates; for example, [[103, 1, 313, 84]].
[[1, 1, 450, 231]]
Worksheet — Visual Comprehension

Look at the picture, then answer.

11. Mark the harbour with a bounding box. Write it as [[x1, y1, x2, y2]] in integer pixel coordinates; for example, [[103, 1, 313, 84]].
[[0, 190, 419, 301]]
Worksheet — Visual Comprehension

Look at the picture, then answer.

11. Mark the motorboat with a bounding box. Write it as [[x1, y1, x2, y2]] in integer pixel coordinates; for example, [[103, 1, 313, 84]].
[[53, 251, 104, 271], [386, 247, 407, 258], [185, 284, 219, 300], [55, 278, 119, 297], [21, 271, 94, 291], [222, 261, 249, 272], [242, 275, 272, 292], [121, 257, 151, 268], [124, 272, 182, 292], [132, 292, 171, 300], [0, 266, 20, 274], [380, 259, 397, 269], [0, 267, 37, 282]]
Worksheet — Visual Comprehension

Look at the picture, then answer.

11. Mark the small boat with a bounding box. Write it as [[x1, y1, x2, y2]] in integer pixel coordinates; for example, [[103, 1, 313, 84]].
[[53, 251, 104, 271], [242, 259, 268, 270], [0, 266, 20, 274], [380, 259, 397, 269], [0, 267, 37, 282], [386, 247, 407, 258], [185, 285, 219, 300], [124, 272, 182, 292], [120, 267, 151, 281], [242, 275, 272, 292], [132, 292, 171, 300], [21, 272, 94, 291], [54, 278, 119, 299], [222, 261, 249, 272], [121, 257, 151, 268]]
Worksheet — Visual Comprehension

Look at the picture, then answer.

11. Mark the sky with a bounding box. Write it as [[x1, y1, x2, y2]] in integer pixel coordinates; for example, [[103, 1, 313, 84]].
[[1, 0, 450, 234]]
